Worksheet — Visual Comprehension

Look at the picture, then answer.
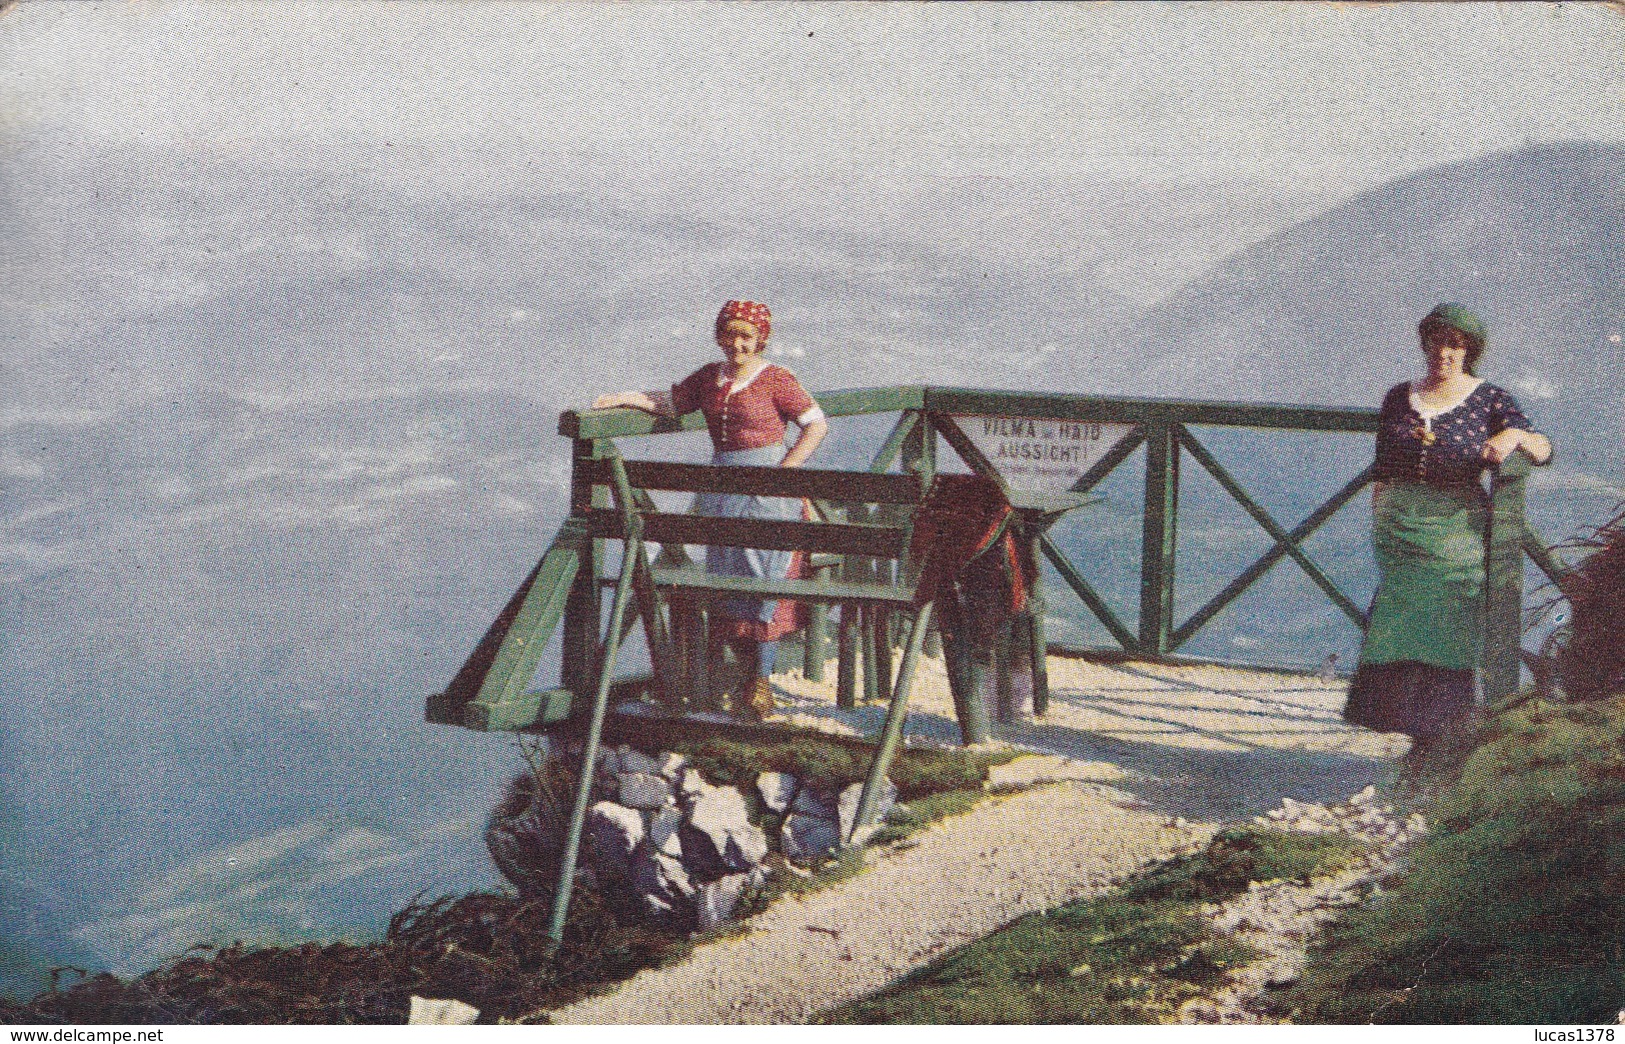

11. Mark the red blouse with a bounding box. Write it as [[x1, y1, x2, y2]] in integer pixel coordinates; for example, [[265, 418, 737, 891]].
[[671, 362, 822, 452]]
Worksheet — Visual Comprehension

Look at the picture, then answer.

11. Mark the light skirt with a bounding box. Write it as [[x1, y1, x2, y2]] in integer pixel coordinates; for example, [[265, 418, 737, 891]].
[[692, 445, 798, 624]]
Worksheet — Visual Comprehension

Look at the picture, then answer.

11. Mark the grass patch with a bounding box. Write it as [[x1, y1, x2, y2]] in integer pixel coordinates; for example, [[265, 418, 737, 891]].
[[729, 785, 994, 926], [815, 825, 1365, 1024], [868, 788, 987, 846], [650, 733, 1017, 801], [1279, 694, 1625, 1024]]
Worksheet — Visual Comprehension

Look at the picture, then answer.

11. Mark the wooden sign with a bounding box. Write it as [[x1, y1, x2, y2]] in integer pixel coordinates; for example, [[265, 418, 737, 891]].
[[950, 415, 1136, 493]]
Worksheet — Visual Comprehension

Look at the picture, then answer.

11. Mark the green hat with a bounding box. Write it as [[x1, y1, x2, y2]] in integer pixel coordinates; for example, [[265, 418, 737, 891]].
[[1421, 302, 1486, 348]]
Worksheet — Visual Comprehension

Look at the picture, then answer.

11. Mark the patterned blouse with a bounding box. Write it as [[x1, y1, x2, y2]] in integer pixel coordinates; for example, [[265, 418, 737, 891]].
[[671, 362, 823, 453], [1373, 381, 1538, 489]]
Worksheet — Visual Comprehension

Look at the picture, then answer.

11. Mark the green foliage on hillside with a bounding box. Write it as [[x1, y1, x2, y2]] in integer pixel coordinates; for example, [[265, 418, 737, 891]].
[[1283, 695, 1625, 1024], [817, 826, 1365, 1024]]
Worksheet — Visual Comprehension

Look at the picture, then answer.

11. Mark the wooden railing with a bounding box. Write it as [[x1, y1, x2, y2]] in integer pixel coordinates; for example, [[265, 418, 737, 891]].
[[429, 385, 1560, 734]]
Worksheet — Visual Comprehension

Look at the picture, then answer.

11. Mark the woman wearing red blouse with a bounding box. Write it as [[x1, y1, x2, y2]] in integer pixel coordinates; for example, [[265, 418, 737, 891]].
[[593, 301, 828, 718]]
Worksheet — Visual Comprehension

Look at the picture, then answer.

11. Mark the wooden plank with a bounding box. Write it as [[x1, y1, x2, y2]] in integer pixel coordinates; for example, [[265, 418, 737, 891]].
[[847, 601, 935, 841], [585, 509, 908, 558], [1027, 604, 1049, 716], [546, 519, 644, 945], [1522, 526, 1572, 589], [867, 411, 919, 476], [902, 409, 936, 486], [562, 408, 705, 440], [837, 604, 860, 708], [650, 566, 917, 605], [562, 439, 610, 696], [562, 385, 925, 439], [565, 385, 1376, 440], [1069, 428, 1146, 494], [922, 386, 1379, 433], [463, 688, 576, 732], [434, 517, 588, 721], [804, 560, 834, 682], [607, 454, 679, 706], [582, 458, 923, 504], [814, 385, 926, 416], [1484, 454, 1533, 703]]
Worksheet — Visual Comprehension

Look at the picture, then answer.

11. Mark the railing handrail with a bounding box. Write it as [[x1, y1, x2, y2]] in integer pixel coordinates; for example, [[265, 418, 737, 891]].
[[561, 384, 1379, 440]]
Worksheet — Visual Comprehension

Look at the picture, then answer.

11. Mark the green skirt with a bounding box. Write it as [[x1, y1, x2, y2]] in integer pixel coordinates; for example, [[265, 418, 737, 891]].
[[1344, 481, 1486, 738], [1360, 481, 1487, 671]]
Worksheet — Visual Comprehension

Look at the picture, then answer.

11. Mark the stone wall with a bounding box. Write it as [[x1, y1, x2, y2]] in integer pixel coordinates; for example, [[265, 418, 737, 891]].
[[487, 744, 903, 932]]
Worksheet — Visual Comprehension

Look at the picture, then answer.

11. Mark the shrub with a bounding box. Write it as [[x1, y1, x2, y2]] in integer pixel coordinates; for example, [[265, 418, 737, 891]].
[[1556, 500, 1625, 700]]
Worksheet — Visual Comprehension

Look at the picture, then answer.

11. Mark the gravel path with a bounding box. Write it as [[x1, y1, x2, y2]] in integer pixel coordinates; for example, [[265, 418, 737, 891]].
[[546, 653, 1408, 1024], [549, 779, 1210, 1024]]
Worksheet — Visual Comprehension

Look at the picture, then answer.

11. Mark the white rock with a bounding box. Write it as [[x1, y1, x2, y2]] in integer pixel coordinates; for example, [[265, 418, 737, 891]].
[[648, 805, 684, 856], [695, 872, 753, 931], [681, 785, 768, 876], [408, 996, 480, 1025], [586, 802, 644, 876], [782, 812, 843, 862], [677, 765, 708, 800], [838, 780, 897, 841], [792, 786, 837, 819], [619, 772, 674, 810], [756, 771, 800, 814], [618, 748, 661, 776], [631, 847, 696, 905]]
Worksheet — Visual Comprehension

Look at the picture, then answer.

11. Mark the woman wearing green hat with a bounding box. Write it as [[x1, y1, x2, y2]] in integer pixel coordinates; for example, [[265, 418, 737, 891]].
[[1344, 304, 1551, 750]]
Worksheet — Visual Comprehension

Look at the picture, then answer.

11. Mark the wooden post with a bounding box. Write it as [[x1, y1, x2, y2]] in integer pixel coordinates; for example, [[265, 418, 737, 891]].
[[546, 523, 641, 946], [837, 603, 860, 708], [862, 605, 885, 703], [993, 618, 1016, 723], [804, 592, 829, 683], [561, 438, 609, 695], [1139, 422, 1180, 656], [1484, 452, 1532, 704], [1028, 594, 1049, 716], [847, 602, 934, 845]]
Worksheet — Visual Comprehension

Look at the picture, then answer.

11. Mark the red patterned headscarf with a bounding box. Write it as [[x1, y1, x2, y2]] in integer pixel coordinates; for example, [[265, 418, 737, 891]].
[[715, 300, 771, 342]]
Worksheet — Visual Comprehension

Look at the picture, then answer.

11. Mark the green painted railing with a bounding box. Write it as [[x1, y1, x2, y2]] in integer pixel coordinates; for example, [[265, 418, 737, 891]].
[[430, 385, 1560, 734]]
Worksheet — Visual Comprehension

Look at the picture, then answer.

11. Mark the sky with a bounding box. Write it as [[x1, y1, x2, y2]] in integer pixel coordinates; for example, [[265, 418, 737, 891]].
[[5, 1, 1623, 218], [3, 1, 1622, 418]]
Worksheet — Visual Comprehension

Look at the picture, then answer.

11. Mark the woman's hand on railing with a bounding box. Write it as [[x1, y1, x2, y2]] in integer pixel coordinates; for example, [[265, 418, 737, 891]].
[[592, 391, 668, 415], [1483, 428, 1551, 466]]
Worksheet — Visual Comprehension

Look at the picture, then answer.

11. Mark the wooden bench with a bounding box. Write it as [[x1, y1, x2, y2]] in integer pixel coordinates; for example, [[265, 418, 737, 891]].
[[576, 455, 931, 711], [525, 452, 946, 942]]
